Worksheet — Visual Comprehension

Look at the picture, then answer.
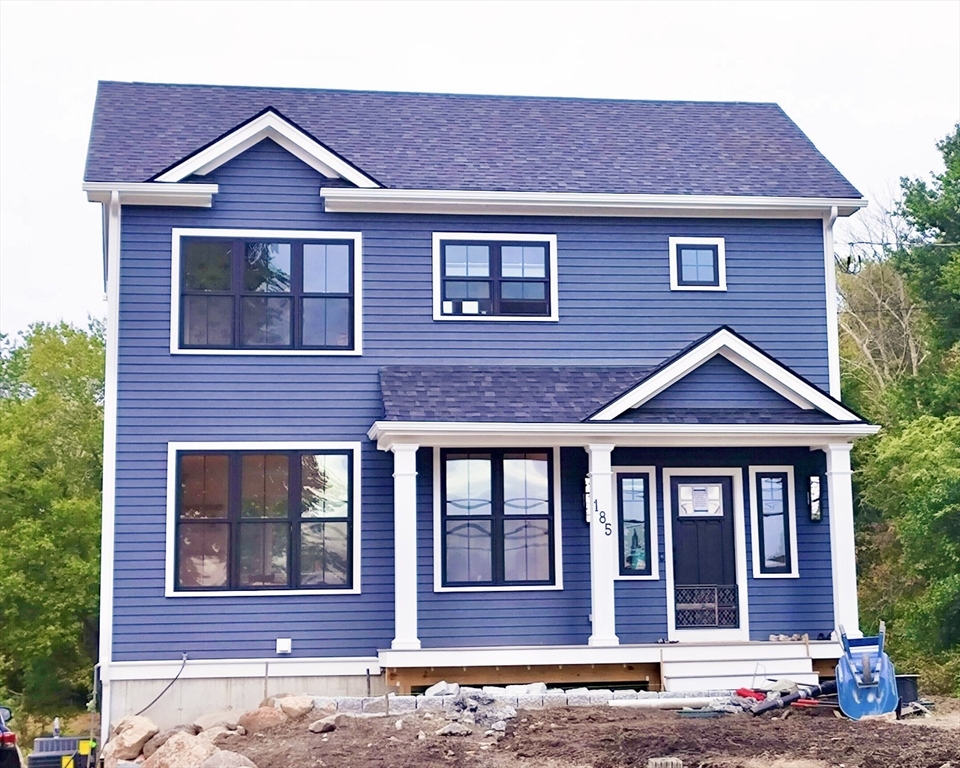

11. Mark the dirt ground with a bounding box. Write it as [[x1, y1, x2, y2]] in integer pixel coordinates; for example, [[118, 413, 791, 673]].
[[217, 698, 960, 768]]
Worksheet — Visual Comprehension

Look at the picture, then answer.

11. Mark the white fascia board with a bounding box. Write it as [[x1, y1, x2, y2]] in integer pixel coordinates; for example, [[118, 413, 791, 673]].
[[83, 182, 218, 207], [322, 188, 867, 218], [590, 329, 862, 422], [368, 421, 879, 450], [155, 111, 379, 189], [109, 657, 380, 681]]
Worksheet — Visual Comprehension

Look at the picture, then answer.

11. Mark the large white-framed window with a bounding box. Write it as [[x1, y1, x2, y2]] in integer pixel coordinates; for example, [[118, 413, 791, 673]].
[[432, 446, 564, 592], [748, 465, 799, 578], [164, 441, 362, 597], [668, 236, 727, 291], [432, 232, 559, 321], [612, 466, 659, 580], [170, 228, 363, 355]]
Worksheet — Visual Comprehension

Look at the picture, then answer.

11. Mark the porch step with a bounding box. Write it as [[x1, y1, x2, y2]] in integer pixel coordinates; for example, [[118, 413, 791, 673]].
[[662, 657, 819, 693]]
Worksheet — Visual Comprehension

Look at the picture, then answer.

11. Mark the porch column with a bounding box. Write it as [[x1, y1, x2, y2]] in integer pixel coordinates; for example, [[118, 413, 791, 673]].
[[391, 444, 421, 650], [824, 443, 861, 637], [585, 444, 620, 646]]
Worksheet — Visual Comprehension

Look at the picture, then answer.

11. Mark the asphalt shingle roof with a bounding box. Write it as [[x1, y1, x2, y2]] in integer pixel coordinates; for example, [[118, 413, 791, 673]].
[[378, 366, 846, 425], [85, 81, 862, 198]]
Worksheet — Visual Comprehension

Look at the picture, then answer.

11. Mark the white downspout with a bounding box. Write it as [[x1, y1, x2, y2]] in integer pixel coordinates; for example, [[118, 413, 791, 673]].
[[823, 205, 841, 398]]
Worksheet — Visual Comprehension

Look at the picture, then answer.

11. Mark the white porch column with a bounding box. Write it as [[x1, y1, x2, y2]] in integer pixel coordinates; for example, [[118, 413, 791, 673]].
[[585, 444, 619, 646], [824, 443, 861, 637], [391, 444, 421, 650]]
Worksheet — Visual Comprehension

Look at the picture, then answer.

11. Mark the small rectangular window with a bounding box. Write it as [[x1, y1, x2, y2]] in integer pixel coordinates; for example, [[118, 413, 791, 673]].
[[618, 473, 652, 576], [669, 237, 726, 291], [756, 471, 791, 574]]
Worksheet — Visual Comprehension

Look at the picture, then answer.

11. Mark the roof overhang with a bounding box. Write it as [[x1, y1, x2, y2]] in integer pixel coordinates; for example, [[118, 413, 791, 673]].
[[322, 188, 867, 218], [368, 420, 879, 450], [154, 109, 380, 188], [83, 182, 219, 207], [591, 327, 863, 423]]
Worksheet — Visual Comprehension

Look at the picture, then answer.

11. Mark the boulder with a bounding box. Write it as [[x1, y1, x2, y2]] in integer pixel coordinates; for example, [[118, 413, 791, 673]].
[[142, 732, 217, 768], [143, 727, 200, 758], [278, 695, 315, 718], [104, 715, 160, 761], [237, 707, 286, 734], [435, 721, 472, 736], [308, 719, 335, 734], [198, 750, 258, 768], [193, 710, 240, 732], [424, 681, 459, 697], [197, 726, 233, 742]]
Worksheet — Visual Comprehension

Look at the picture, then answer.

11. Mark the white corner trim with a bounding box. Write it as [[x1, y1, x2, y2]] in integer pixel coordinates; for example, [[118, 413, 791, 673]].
[[430, 232, 559, 322], [432, 447, 564, 592], [321, 188, 867, 218], [391, 444, 421, 650], [662, 468, 750, 642], [612, 466, 660, 581], [169, 228, 363, 356], [108, 656, 381, 681], [823, 207, 842, 398], [83, 182, 219, 207], [164, 441, 363, 597], [668, 237, 726, 291], [747, 466, 800, 579], [155, 110, 379, 188], [98, 191, 121, 746], [589, 328, 862, 422]]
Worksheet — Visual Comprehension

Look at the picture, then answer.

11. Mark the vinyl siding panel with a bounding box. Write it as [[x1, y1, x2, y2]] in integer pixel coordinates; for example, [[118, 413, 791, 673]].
[[111, 140, 836, 661]]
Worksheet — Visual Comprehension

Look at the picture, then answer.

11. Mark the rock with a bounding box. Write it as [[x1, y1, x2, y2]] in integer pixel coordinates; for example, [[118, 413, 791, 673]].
[[481, 686, 508, 695], [335, 697, 363, 712], [435, 722, 473, 736], [278, 695, 315, 718], [104, 716, 160, 761], [194, 710, 240, 732], [424, 681, 459, 697], [542, 693, 568, 708], [516, 694, 544, 709], [143, 727, 199, 758], [198, 750, 258, 768], [588, 689, 614, 706], [237, 707, 287, 734], [197, 726, 233, 742], [491, 720, 507, 732], [417, 730, 426, 740], [259, 693, 295, 708], [525, 682, 547, 695], [142, 732, 218, 768], [311, 697, 338, 711], [308, 720, 336, 734], [612, 690, 639, 700]]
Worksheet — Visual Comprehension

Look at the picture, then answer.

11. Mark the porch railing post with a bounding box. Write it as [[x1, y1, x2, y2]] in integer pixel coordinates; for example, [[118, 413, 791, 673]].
[[391, 443, 421, 650], [585, 444, 620, 646], [824, 443, 861, 638]]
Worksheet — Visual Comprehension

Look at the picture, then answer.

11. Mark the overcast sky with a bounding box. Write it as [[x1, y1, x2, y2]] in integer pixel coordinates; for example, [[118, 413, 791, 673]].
[[1, 0, 957, 335]]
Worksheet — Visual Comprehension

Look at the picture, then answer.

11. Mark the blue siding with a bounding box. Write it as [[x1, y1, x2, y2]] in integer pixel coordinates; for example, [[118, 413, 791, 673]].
[[640, 355, 798, 411], [111, 140, 835, 661]]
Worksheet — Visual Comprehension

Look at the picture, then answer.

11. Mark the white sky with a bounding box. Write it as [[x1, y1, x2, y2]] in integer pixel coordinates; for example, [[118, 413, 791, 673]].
[[0, 0, 958, 335]]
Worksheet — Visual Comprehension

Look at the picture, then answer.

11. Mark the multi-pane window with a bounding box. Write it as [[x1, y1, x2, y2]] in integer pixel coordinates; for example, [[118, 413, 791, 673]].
[[668, 237, 726, 291], [441, 449, 554, 586], [756, 471, 791, 574], [176, 450, 353, 591], [439, 240, 551, 317], [180, 237, 354, 350], [618, 473, 652, 576]]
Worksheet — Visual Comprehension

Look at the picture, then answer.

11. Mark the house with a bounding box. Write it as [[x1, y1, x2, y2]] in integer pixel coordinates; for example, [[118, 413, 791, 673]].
[[83, 82, 876, 733]]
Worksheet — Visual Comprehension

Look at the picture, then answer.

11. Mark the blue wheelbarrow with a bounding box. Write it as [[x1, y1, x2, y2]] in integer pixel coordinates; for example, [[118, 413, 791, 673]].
[[836, 621, 900, 720]]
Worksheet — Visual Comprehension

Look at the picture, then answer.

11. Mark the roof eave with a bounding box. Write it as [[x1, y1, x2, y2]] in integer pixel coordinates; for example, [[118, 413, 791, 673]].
[[83, 182, 219, 207], [322, 189, 867, 218]]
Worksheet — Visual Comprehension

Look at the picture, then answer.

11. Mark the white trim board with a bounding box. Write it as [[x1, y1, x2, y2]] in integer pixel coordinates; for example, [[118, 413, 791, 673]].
[[84, 182, 218, 207], [431, 447, 564, 592], [590, 328, 862, 422], [321, 188, 867, 218], [431, 232, 560, 322], [748, 466, 800, 579], [611, 466, 659, 581], [164, 441, 363, 597], [668, 237, 726, 292], [155, 110, 379, 189], [662, 468, 750, 643], [109, 656, 380, 681], [169, 228, 363, 356]]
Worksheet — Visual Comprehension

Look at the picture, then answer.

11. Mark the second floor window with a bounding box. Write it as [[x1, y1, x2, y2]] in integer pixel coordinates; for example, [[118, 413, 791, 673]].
[[180, 237, 355, 350]]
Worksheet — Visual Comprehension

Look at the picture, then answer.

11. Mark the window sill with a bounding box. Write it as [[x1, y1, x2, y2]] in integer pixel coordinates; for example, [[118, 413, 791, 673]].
[[614, 573, 660, 581], [165, 587, 361, 598], [750, 571, 800, 580], [432, 314, 559, 322], [170, 347, 362, 356], [669, 284, 727, 292], [434, 583, 563, 593]]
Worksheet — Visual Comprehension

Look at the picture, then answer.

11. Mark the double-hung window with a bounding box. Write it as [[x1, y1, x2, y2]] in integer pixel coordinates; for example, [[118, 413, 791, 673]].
[[173, 230, 361, 353], [749, 466, 798, 578], [432, 233, 559, 320], [172, 447, 356, 593], [668, 236, 727, 291], [440, 449, 555, 587]]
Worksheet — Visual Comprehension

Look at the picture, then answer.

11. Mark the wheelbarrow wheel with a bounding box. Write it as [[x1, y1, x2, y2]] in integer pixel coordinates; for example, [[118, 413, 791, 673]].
[[861, 653, 873, 684]]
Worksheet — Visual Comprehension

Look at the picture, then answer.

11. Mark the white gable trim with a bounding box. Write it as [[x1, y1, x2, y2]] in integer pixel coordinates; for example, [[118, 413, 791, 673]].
[[590, 329, 861, 423], [155, 110, 380, 188]]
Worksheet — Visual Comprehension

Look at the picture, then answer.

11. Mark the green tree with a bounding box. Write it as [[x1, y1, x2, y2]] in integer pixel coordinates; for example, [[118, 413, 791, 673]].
[[0, 321, 104, 714]]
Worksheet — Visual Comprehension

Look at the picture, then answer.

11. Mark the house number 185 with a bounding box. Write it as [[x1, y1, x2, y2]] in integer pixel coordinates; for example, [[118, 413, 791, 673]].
[[593, 499, 612, 536]]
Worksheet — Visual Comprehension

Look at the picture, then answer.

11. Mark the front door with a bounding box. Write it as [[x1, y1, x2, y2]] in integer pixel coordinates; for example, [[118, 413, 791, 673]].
[[670, 476, 739, 630]]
